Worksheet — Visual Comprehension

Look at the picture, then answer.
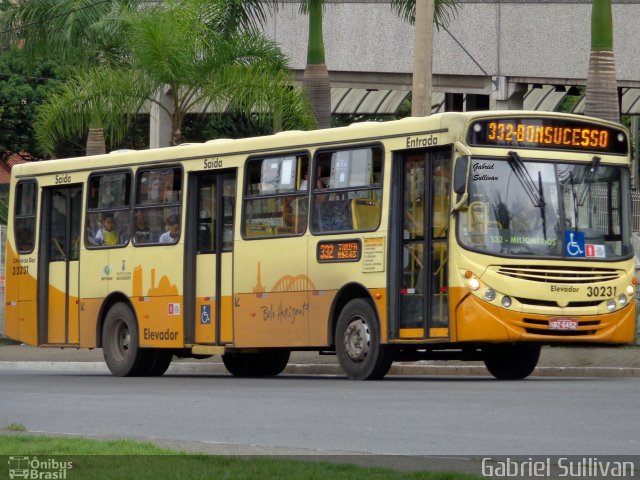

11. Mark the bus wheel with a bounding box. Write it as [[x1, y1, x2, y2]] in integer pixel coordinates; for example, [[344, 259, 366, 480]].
[[483, 344, 541, 380], [102, 303, 151, 377], [335, 298, 393, 380], [143, 350, 173, 376], [222, 350, 290, 377]]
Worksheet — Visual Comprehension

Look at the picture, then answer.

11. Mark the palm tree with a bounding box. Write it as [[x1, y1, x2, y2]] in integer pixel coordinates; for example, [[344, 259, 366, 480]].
[[583, 0, 620, 123], [0, 0, 134, 68], [297, 0, 331, 128], [0, 0, 138, 154], [294, 0, 460, 126], [410, 0, 434, 117], [1, 0, 314, 154], [391, 0, 460, 117], [33, 0, 315, 154]]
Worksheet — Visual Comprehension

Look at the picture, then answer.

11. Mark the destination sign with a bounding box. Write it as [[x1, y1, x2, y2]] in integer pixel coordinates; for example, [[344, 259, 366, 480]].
[[468, 117, 628, 154], [317, 239, 361, 263]]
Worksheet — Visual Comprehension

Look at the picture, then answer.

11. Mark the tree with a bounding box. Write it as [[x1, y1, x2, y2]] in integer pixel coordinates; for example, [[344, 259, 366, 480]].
[[583, 0, 620, 123], [295, 0, 460, 126], [34, 1, 314, 154], [0, 0, 135, 68], [298, 0, 331, 128], [391, 0, 461, 117], [1, 0, 315, 154], [0, 49, 71, 158]]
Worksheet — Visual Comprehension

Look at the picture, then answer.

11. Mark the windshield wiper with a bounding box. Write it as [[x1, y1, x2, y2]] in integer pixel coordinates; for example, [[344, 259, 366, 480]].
[[577, 156, 601, 206], [507, 151, 545, 208], [538, 171, 547, 240], [569, 171, 579, 230]]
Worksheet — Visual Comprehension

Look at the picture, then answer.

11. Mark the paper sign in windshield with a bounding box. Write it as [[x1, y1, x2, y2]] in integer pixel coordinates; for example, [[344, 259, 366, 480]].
[[585, 244, 606, 258]]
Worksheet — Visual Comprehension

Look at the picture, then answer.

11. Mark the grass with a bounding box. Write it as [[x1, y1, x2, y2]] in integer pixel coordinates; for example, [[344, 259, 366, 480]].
[[0, 336, 20, 347], [4, 423, 26, 432], [0, 434, 482, 480]]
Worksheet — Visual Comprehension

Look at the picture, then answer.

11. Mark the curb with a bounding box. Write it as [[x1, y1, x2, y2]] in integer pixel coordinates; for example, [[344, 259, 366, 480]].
[[1, 361, 639, 377]]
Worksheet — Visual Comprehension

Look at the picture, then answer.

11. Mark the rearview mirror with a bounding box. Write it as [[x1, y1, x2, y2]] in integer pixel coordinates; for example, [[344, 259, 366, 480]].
[[453, 156, 469, 195]]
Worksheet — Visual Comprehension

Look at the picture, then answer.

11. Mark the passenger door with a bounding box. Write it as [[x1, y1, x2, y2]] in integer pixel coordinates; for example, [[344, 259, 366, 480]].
[[391, 149, 451, 339], [184, 171, 236, 345], [38, 185, 82, 345]]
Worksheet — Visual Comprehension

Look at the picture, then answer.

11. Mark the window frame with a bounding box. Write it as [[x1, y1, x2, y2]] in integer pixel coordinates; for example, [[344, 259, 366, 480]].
[[13, 179, 38, 254], [241, 151, 311, 240], [84, 169, 133, 250]]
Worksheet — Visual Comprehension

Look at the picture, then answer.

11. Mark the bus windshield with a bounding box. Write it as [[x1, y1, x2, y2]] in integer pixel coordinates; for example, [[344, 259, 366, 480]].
[[457, 157, 631, 260]]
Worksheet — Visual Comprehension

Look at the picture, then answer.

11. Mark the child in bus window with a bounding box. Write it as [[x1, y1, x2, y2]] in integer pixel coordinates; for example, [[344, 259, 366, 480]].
[[159, 214, 180, 243], [95, 212, 119, 246]]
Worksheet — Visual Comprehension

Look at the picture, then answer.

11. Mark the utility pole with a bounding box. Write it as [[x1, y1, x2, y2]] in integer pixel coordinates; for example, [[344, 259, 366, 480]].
[[411, 0, 435, 117]]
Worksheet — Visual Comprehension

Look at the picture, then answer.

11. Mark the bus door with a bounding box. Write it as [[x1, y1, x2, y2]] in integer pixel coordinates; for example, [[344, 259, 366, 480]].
[[38, 185, 82, 345], [392, 149, 451, 340], [185, 170, 236, 345]]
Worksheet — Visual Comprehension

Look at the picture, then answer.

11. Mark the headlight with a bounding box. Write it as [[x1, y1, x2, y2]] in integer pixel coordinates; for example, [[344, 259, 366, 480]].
[[618, 294, 627, 306], [607, 299, 616, 312], [626, 285, 635, 297], [501, 296, 512, 308], [468, 278, 480, 291], [484, 289, 496, 301]]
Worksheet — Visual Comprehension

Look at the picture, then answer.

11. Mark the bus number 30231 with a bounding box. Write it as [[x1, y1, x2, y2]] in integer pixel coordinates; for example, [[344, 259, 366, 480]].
[[12, 265, 29, 275], [586, 286, 617, 297]]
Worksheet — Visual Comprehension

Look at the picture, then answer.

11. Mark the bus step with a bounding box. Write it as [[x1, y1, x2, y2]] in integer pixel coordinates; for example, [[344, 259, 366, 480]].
[[191, 345, 225, 356]]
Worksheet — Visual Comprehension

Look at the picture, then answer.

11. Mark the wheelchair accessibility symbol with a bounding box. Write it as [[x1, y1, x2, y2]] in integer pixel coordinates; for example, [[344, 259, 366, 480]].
[[200, 305, 211, 325], [564, 230, 585, 257]]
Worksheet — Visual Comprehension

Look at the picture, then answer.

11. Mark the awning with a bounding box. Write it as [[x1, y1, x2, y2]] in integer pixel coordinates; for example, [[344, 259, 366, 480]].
[[329, 85, 640, 116]]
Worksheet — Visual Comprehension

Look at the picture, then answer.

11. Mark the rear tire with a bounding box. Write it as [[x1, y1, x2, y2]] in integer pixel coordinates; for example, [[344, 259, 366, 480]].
[[222, 350, 290, 377], [335, 298, 393, 380], [483, 343, 541, 380], [102, 303, 152, 377]]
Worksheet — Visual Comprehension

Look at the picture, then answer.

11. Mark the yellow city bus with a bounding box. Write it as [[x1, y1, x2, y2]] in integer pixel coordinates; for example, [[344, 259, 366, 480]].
[[4, 111, 636, 380]]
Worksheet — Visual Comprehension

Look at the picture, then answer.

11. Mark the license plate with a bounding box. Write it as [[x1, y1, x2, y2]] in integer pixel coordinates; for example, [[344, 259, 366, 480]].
[[549, 318, 578, 330]]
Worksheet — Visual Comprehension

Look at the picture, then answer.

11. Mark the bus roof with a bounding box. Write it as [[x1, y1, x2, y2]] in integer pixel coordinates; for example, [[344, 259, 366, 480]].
[[11, 110, 625, 178]]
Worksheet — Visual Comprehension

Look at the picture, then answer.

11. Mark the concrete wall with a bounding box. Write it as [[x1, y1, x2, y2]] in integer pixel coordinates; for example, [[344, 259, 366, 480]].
[[264, 1, 640, 91]]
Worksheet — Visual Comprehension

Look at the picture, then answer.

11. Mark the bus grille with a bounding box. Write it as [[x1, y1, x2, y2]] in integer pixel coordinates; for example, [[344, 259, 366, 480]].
[[496, 265, 620, 284]]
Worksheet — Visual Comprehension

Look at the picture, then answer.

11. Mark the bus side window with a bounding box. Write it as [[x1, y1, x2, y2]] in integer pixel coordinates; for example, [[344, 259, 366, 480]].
[[311, 146, 383, 233], [134, 166, 183, 246], [14, 181, 37, 253], [242, 154, 309, 238], [85, 172, 132, 248]]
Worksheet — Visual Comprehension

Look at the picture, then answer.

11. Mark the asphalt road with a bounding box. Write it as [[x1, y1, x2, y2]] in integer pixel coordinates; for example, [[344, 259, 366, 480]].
[[1, 370, 639, 458]]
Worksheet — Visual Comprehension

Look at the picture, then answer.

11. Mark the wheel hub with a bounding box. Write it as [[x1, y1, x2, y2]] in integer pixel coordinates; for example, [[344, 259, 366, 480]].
[[115, 322, 130, 358], [343, 317, 370, 362]]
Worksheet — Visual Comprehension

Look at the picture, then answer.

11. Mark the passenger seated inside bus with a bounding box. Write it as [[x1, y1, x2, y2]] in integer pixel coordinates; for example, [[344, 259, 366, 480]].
[[95, 212, 119, 246], [132, 210, 152, 244], [159, 214, 180, 243]]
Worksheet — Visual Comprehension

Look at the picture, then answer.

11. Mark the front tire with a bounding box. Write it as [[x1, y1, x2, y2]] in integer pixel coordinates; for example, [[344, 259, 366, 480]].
[[222, 350, 290, 377], [102, 303, 152, 377], [335, 298, 393, 380], [483, 343, 541, 380]]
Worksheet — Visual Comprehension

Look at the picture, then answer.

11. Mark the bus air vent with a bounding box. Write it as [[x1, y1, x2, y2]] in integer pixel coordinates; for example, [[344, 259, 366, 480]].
[[514, 297, 602, 308], [496, 265, 619, 284]]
